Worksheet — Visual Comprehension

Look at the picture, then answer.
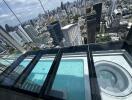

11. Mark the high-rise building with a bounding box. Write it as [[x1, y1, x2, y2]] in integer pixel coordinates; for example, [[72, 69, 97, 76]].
[[86, 8, 97, 43], [0, 46, 5, 53], [72, 6, 78, 16], [5, 24, 14, 32], [24, 25, 38, 43], [16, 25, 33, 43], [108, 0, 117, 16], [62, 23, 82, 47], [0, 26, 26, 53], [80, 7, 86, 16], [93, 3, 102, 32], [111, 9, 122, 29], [30, 20, 36, 27], [61, 2, 65, 10], [47, 21, 64, 46], [0, 40, 6, 53], [8, 31, 25, 47]]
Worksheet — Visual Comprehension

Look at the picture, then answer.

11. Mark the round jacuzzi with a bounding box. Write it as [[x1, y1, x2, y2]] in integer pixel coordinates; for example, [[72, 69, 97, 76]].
[[95, 60, 132, 97]]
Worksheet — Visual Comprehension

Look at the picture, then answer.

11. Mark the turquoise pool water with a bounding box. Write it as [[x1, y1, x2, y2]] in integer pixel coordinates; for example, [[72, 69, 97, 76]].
[[19, 59, 85, 100], [25, 60, 53, 86], [52, 59, 85, 100]]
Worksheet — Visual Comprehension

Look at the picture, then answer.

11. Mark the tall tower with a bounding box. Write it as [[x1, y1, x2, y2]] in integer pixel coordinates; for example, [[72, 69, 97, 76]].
[[61, 2, 64, 10], [24, 25, 38, 43], [47, 21, 64, 46], [0, 26, 26, 53], [0, 38, 7, 53], [8, 31, 25, 46], [62, 24, 82, 47], [86, 7, 97, 43], [16, 25, 33, 43], [109, 0, 117, 16], [93, 3, 102, 32]]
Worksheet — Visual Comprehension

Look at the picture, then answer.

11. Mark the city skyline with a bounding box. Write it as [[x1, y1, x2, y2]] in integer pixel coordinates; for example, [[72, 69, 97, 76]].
[[0, 0, 131, 53], [0, 0, 76, 27]]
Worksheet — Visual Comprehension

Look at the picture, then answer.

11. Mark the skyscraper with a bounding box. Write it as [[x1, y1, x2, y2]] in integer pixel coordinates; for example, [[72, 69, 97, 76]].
[[86, 7, 97, 43], [62, 24, 82, 47], [5, 24, 14, 32], [8, 31, 25, 46], [72, 5, 78, 16], [93, 3, 102, 32], [111, 9, 122, 29], [47, 21, 64, 46], [24, 25, 38, 43], [16, 25, 33, 43], [61, 2, 65, 10], [108, 0, 117, 16], [30, 20, 35, 27], [0, 26, 26, 53], [0, 39, 7, 53]]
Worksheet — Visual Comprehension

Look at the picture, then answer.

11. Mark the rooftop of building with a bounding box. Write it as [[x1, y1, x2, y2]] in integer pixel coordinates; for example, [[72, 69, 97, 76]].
[[61, 24, 75, 30], [0, 40, 132, 100]]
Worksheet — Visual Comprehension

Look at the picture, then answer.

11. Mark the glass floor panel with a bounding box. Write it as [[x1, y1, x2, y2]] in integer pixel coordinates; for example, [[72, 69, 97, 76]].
[[0, 55, 35, 86], [51, 53, 90, 100], [20, 55, 55, 93]]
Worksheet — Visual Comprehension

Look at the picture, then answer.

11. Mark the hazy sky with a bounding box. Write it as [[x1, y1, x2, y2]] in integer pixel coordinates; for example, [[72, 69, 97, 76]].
[[0, 0, 76, 27]]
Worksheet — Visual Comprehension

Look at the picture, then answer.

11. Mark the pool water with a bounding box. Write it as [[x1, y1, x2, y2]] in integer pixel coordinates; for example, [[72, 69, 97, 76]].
[[25, 60, 53, 86], [52, 59, 85, 100], [19, 59, 85, 100]]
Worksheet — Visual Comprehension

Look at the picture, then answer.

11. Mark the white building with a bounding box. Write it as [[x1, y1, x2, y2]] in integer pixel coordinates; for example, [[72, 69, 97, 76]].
[[62, 24, 82, 47], [80, 7, 86, 15], [109, 0, 117, 16], [17, 25, 33, 43], [78, 17, 85, 27], [0, 26, 26, 53], [62, 10, 67, 17], [111, 36, 120, 41], [128, 22, 132, 29], [8, 31, 25, 47], [72, 6, 78, 16], [24, 25, 38, 42], [111, 9, 122, 28]]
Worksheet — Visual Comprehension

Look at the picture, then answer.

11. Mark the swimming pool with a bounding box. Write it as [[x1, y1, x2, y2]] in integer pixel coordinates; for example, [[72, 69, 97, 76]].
[[52, 59, 85, 100], [5, 55, 90, 100]]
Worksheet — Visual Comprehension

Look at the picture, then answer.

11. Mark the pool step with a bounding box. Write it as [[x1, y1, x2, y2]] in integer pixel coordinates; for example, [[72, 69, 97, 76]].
[[21, 81, 41, 93]]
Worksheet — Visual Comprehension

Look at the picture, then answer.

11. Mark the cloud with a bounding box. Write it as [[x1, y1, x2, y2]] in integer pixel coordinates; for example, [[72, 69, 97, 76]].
[[6, 0, 38, 5], [0, 14, 10, 18]]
